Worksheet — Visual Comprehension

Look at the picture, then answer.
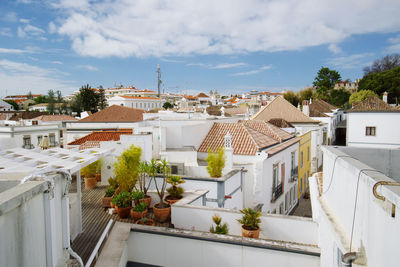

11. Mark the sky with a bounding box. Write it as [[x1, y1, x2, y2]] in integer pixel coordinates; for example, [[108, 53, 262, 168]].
[[1, 0, 400, 97]]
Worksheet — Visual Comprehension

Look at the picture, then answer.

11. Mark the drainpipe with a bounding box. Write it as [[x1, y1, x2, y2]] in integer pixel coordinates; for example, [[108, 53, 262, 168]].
[[341, 252, 357, 266], [20, 169, 84, 267]]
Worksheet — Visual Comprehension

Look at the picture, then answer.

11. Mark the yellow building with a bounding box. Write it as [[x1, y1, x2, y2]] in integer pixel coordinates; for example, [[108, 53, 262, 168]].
[[298, 131, 311, 198]]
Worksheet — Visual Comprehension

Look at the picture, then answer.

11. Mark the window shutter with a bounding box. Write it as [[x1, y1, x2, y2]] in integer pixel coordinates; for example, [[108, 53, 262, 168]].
[[281, 163, 285, 193]]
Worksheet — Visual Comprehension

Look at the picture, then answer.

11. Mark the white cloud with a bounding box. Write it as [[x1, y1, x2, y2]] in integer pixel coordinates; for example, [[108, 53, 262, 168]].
[[0, 60, 76, 95], [51, 0, 400, 58], [77, 64, 98, 71], [0, 48, 27, 54], [18, 24, 46, 38], [3, 12, 17, 22], [327, 53, 374, 69], [328, 43, 342, 54], [51, 61, 63, 65], [231, 65, 272, 76], [0, 28, 13, 37], [160, 58, 184, 63], [19, 18, 30, 23], [212, 63, 247, 69], [387, 34, 400, 53]]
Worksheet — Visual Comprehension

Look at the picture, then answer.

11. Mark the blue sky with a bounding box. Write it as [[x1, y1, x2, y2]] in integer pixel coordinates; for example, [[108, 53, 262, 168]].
[[1, 0, 400, 97]]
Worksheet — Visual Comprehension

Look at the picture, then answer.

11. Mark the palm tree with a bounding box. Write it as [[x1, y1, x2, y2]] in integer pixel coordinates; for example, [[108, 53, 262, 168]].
[[154, 159, 170, 208]]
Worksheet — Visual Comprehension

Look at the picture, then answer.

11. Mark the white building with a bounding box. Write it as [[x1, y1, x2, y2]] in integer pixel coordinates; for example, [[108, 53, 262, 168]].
[[309, 146, 400, 267], [0, 99, 14, 111], [346, 96, 400, 148], [107, 95, 163, 111]]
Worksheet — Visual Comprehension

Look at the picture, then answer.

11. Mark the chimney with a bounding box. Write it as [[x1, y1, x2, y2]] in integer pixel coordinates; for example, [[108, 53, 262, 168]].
[[223, 132, 233, 174], [302, 100, 310, 116], [383, 92, 388, 103]]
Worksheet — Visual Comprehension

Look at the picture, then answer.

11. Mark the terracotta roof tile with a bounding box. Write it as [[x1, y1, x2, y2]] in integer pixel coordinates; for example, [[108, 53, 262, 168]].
[[267, 118, 294, 128], [251, 96, 318, 123], [225, 107, 247, 116], [349, 96, 398, 112], [198, 121, 296, 155], [197, 92, 209, 98], [68, 129, 133, 146], [79, 105, 145, 122], [33, 115, 77, 121], [309, 99, 337, 117]]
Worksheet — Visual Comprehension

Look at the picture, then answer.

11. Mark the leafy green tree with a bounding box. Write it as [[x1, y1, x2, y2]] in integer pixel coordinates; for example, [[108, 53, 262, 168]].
[[283, 91, 299, 107], [313, 67, 341, 100], [206, 147, 225, 178], [80, 84, 99, 113], [162, 102, 174, 110], [298, 87, 314, 103], [349, 90, 378, 105], [98, 88, 108, 110], [363, 54, 400, 75], [358, 66, 400, 103], [71, 93, 82, 116], [329, 88, 350, 107], [27, 91, 33, 100], [47, 89, 56, 114], [34, 95, 48, 104], [114, 145, 142, 192], [4, 100, 19, 110], [56, 90, 65, 114]]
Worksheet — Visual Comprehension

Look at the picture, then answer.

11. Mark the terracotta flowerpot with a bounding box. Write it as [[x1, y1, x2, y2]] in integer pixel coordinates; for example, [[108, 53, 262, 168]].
[[130, 208, 148, 221], [136, 218, 155, 226], [102, 196, 112, 208], [153, 203, 171, 222], [140, 195, 152, 208], [241, 226, 260, 239], [116, 206, 130, 219], [165, 195, 183, 205], [85, 177, 97, 189], [95, 173, 101, 182]]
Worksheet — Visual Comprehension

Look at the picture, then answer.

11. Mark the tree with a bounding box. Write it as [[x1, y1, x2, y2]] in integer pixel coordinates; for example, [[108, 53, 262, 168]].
[[79, 84, 99, 113], [47, 89, 56, 114], [4, 100, 19, 110], [363, 54, 400, 75], [313, 67, 341, 100], [358, 66, 400, 103], [71, 93, 83, 116], [162, 102, 174, 110], [34, 95, 48, 104], [27, 91, 33, 100], [56, 90, 65, 114], [98, 88, 108, 110], [298, 87, 314, 103], [349, 90, 378, 105], [283, 91, 299, 107], [329, 88, 350, 107], [206, 147, 225, 178]]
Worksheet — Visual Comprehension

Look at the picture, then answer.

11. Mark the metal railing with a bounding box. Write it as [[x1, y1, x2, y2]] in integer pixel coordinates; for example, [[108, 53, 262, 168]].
[[271, 183, 283, 202]]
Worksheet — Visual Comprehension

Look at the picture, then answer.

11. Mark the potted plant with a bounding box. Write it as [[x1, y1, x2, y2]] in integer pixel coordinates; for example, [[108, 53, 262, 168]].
[[102, 186, 115, 208], [131, 189, 145, 205], [165, 175, 185, 205], [206, 147, 225, 178], [112, 191, 131, 218], [237, 208, 261, 238], [209, 215, 229, 235], [153, 159, 171, 222], [95, 160, 103, 182], [130, 202, 148, 221], [138, 160, 154, 207], [108, 177, 119, 209], [81, 162, 97, 189], [136, 217, 155, 226], [114, 145, 141, 192]]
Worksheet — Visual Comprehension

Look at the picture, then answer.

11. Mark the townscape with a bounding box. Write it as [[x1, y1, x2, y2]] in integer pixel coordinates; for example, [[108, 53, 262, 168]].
[[1, 1, 400, 267]]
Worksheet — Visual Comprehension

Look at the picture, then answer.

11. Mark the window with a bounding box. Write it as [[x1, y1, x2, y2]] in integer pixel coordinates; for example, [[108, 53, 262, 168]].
[[49, 134, 56, 147], [23, 136, 31, 149], [285, 192, 289, 211], [37, 135, 43, 145], [273, 164, 279, 188], [291, 151, 296, 169], [300, 151, 304, 167], [366, 126, 376, 136]]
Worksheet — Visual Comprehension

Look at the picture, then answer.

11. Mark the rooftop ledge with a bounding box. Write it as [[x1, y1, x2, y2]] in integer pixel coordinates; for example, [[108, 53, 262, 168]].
[[156, 169, 243, 182]]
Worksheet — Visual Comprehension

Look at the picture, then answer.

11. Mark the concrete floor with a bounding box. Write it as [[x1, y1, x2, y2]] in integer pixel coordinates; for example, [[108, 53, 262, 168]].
[[290, 195, 312, 218]]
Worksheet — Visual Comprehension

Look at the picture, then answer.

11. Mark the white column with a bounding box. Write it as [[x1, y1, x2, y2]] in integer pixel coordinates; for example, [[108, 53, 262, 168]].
[[76, 171, 82, 235]]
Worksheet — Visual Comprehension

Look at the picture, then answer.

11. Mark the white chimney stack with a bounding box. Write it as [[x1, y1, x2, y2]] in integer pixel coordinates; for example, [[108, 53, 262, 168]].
[[302, 100, 310, 116], [223, 132, 233, 174], [383, 92, 388, 103]]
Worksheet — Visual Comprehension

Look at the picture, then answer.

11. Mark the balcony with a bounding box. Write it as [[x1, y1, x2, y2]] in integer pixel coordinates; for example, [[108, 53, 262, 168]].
[[271, 183, 283, 202], [290, 167, 298, 182]]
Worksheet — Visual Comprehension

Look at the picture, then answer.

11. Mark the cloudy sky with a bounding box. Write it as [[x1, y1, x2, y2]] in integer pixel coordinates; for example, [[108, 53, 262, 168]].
[[1, 0, 400, 96]]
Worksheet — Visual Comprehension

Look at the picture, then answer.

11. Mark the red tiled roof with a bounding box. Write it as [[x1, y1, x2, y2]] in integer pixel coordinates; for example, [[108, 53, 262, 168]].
[[79, 105, 145, 122], [5, 94, 41, 98], [309, 99, 337, 117], [197, 92, 209, 98], [33, 115, 77, 121], [198, 121, 296, 155], [68, 129, 133, 145], [349, 96, 398, 112]]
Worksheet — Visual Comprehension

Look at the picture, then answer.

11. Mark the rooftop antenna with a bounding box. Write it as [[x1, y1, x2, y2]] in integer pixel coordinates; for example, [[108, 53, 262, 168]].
[[157, 64, 162, 97]]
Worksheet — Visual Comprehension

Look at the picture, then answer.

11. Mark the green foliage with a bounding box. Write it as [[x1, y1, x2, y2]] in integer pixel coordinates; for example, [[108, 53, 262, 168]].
[[138, 161, 152, 195], [154, 159, 170, 208], [71, 93, 83, 116], [4, 99, 19, 110], [80, 84, 100, 113], [81, 162, 97, 177], [283, 91, 299, 107], [358, 66, 400, 103], [131, 189, 145, 201], [330, 88, 351, 107], [105, 186, 116, 197], [206, 147, 225, 178], [33, 95, 48, 104], [237, 208, 261, 230], [166, 175, 185, 198], [114, 145, 142, 192], [349, 90, 378, 105], [108, 177, 119, 189], [133, 202, 147, 212], [98, 88, 108, 110], [313, 67, 341, 100], [112, 191, 131, 208], [162, 102, 174, 109], [209, 215, 229, 235]]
